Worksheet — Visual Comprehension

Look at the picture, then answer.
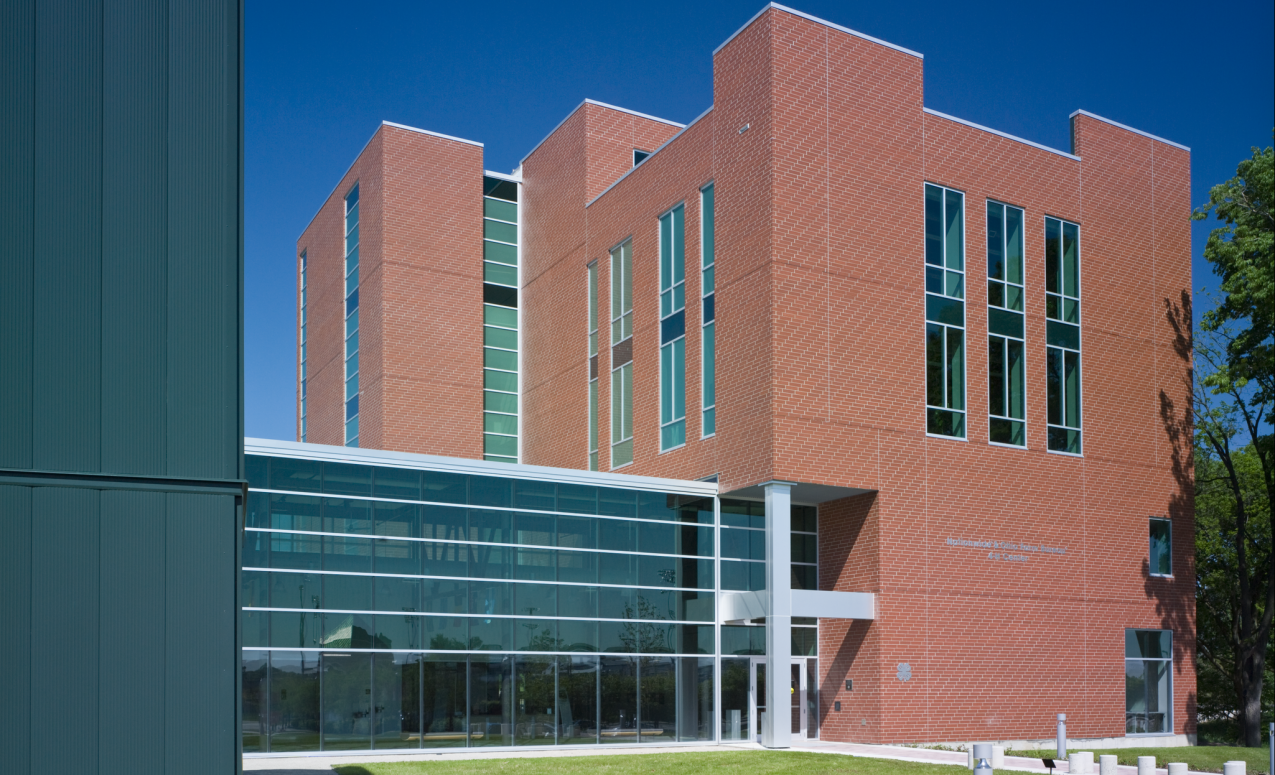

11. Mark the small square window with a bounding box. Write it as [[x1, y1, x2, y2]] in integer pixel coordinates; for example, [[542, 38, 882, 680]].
[[1148, 518, 1171, 577]]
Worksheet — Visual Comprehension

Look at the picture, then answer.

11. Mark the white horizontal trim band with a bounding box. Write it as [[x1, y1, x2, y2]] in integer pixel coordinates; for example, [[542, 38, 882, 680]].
[[923, 108, 1079, 161], [713, 3, 922, 59], [1069, 109, 1189, 151]]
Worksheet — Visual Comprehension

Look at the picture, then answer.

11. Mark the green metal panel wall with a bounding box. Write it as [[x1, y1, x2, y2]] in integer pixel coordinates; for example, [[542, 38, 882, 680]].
[[0, 0, 243, 772]]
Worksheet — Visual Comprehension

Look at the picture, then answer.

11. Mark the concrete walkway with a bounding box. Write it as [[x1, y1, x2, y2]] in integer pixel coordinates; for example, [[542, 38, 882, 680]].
[[243, 739, 1213, 775]]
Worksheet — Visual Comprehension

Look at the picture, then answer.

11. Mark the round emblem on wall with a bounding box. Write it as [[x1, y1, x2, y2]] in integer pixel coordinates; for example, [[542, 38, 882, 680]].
[[896, 663, 912, 682]]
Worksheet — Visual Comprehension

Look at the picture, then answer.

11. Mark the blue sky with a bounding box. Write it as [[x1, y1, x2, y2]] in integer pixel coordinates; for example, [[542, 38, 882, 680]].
[[245, 0, 1274, 441]]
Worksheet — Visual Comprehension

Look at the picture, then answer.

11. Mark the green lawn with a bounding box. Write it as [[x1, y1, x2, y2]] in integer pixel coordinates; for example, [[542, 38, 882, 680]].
[[332, 750, 964, 775], [1005, 746, 1270, 774]]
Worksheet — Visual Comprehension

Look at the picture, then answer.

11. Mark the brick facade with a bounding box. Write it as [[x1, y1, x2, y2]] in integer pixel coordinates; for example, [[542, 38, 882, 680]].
[[300, 4, 1193, 747]]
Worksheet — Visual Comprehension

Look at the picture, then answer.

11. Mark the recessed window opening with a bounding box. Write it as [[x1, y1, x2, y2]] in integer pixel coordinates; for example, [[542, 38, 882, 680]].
[[344, 184, 360, 447], [924, 183, 966, 439], [701, 184, 716, 438], [482, 176, 521, 464], [610, 240, 634, 468], [633, 149, 650, 166], [1045, 216, 1082, 454], [587, 261, 599, 471], [1148, 518, 1171, 577], [299, 250, 308, 442], [987, 201, 1025, 447], [659, 204, 687, 451], [1125, 629, 1171, 734]]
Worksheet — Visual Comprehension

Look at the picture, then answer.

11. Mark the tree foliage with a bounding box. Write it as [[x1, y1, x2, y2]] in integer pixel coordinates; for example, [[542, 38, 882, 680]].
[[1191, 134, 1274, 746]]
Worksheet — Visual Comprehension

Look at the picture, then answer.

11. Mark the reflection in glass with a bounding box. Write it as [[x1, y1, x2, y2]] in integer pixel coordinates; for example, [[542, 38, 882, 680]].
[[373, 653, 420, 749], [322, 652, 371, 750], [516, 656, 557, 745], [242, 651, 268, 752], [558, 656, 598, 743], [720, 658, 750, 741], [268, 651, 320, 752], [639, 656, 676, 742], [600, 656, 637, 743], [421, 657, 467, 748], [470, 655, 513, 747]]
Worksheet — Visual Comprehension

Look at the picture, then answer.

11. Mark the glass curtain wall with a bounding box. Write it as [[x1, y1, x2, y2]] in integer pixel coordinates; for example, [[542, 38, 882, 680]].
[[1044, 216, 1082, 454], [986, 201, 1025, 446], [924, 183, 966, 439], [483, 176, 520, 463], [344, 185, 361, 446], [242, 452, 717, 752]]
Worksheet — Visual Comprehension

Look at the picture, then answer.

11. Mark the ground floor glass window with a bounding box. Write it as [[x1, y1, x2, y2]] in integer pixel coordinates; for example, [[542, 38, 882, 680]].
[[1125, 629, 1171, 734]]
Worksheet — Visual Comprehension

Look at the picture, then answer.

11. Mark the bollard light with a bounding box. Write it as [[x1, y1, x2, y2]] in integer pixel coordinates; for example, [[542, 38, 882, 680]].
[[973, 743, 993, 773], [1056, 713, 1067, 760]]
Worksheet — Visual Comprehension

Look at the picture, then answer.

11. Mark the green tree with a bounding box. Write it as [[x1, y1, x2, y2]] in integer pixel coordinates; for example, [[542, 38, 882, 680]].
[[1191, 134, 1274, 747]]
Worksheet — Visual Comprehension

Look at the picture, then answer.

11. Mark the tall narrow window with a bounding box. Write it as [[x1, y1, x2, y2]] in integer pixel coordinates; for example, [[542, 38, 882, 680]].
[[659, 204, 686, 451], [611, 240, 633, 468], [924, 183, 966, 439], [299, 250, 307, 442], [1149, 518, 1172, 577], [987, 201, 1025, 447], [483, 176, 520, 464], [1125, 629, 1171, 734], [344, 185, 360, 447], [701, 183, 716, 437], [1045, 216, 1082, 454], [587, 261, 599, 471]]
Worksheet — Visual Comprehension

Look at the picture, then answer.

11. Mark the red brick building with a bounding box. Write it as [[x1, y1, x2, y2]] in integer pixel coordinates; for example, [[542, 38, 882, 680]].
[[296, 2, 1193, 749]]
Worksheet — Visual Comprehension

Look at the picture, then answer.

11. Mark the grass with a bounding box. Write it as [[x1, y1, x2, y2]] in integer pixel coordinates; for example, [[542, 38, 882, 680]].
[[332, 750, 965, 775], [1005, 746, 1271, 774]]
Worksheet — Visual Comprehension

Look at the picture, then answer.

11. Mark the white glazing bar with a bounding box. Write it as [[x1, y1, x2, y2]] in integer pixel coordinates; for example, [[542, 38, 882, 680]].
[[763, 482, 792, 749]]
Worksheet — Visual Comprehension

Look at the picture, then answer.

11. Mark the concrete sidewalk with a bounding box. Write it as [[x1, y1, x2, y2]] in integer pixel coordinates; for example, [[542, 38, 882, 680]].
[[243, 740, 1213, 775]]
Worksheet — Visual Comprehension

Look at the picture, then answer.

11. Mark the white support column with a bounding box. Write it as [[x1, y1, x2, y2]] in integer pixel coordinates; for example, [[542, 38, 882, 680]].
[[762, 482, 791, 749]]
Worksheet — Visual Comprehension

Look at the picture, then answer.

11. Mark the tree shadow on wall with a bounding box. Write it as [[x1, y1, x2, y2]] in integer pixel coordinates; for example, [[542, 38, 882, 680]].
[[1150, 289, 1197, 733]]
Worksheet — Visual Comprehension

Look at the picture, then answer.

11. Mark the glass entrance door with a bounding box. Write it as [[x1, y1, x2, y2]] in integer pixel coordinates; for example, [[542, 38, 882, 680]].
[[748, 657, 817, 742]]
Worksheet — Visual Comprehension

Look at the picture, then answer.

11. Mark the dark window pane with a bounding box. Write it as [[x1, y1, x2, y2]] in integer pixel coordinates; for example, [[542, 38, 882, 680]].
[[791, 564, 817, 590], [270, 571, 321, 610], [421, 658, 467, 747], [558, 484, 598, 514], [924, 184, 943, 266], [1046, 320, 1080, 350], [792, 505, 817, 533], [721, 527, 752, 560], [268, 651, 320, 751], [515, 512, 555, 546], [598, 488, 637, 518], [703, 292, 715, 323], [925, 294, 963, 326], [246, 492, 269, 528], [600, 657, 637, 741], [639, 522, 675, 555], [422, 579, 468, 615], [557, 516, 597, 549], [638, 491, 679, 521], [989, 336, 1006, 417], [559, 621, 599, 653], [721, 626, 760, 656], [242, 569, 269, 608], [270, 493, 322, 532], [324, 573, 371, 611], [989, 308, 1024, 339], [270, 611, 322, 648], [422, 541, 467, 577], [373, 653, 421, 749], [323, 462, 372, 497], [483, 283, 518, 308], [926, 265, 944, 294], [599, 519, 636, 551], [242, 651, 268, 752], [374, 535, 420, 576], [246, 455, 268, 490], [558, 657, 599, 741], [1045, 218, 1061, 293], [321, 653, 371, 750], [324, 536, 372, 573], [243, 609, 269, 648], [270, 456, 322, 493], [422, 505, 466, 541], [513, 480, 555, 511], [470, 581, 512, 617], [944, 189, 963, 270], [374, 576, 419, 613], [986, 201, 1004, 280], [469, 544, 510, 579], [322, 612, 373, 649], [374, 467, 421, 500], [374, 501, 418, 539], [792, 627, 818, 657], [483, 177, 518, 202], [639, 656, 676, 739], [559, 584, 598, 619], [660, 310, 685, 345], [1062, 222, 1079, 297], [516, 621, 558, 653], [926, 324, 945, 408], [423, 616, 468, 651], [678, 524, 714, 557], [720, 560, 750, 591], [557, 549, 597, 584], [470, 476, 512, 508], [470, 509, 511, 543], [422, 471, 467, 504], [599, 553, 637, 586], [1007, 339, 1025, 420], [325, 498, 372, 535], [515, 548, 557, 581], [514, 581, 557, 618], [374, 613, 420, 650], [270, 532, 322, 571], [678, 591, 715, 622], [470, 618, 512, 651], [791, 534, 818, 564]]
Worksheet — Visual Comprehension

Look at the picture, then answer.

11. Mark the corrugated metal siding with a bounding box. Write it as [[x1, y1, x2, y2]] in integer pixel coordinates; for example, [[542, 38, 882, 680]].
[[0, 0, 34, 470], [102, 0, 169, 476], [99, 489, 166, 774], [166, 492, 238, 774], [0, 486, 32, 772], [32, 0, 103, 474], [167, 0, 240, 481], [30, 486, 101, 772]]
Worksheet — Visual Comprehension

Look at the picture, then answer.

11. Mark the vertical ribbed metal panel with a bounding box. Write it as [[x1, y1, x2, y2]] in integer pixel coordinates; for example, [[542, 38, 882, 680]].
[[167, 0, 239, 481], [166, 493, 236, 774], [0, 486, 32, 772], [102, 0, 168, 475], [31, 486, 100, 774], [100, 490, 166, 775], [0, 0, 34, 469], [32, 0, 102, 473]]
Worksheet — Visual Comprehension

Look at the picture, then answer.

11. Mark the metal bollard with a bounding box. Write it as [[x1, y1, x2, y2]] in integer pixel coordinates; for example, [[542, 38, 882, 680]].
[[1136, 755, 1156, 775], [1167, 764, 1187, 775], [972, 743, 993, 773], [1221, 761, 1245, 775], [1098, 754, 1117, 774], [1056, 713, 1067, 760]]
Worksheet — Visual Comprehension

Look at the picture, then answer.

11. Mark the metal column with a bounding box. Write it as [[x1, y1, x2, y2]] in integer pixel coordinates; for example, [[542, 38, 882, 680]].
[[762, 482, 791, 748]]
